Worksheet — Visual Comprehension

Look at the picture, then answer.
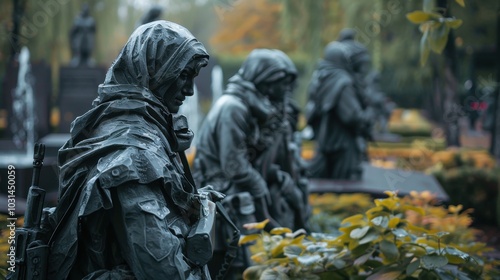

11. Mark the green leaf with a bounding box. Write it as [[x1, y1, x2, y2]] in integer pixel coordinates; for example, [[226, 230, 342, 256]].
[[352, 243, 372, 256], [341, 214, 364, 226], [420, 30, 431, 66], [359, 229, 380, 244], [243, 265, 268, 280], [406, 11, 433, 24], [443, 247, 469, 264], [455, 0, 465, 7], [297, 255, 322, 266], [350, 226, 370, 239], [306, 243, 327, 253], [406, 259, 420, 275], [284, 245, 303, 258], [418, 269, 440, 280], [239, 234, 261, 245], [366, 269, 403, 280], [292, 273, 320, 280], [260, 268, 290, 280], [435, 232, 450, 238], [327, 258, 347, 270], [270, 227, 293, 235], [354, 251, 373, 266], [420, 255, 448, 269], [429, 23, 449, 54], [391, 228, 408, 238], [445, 18, 463, 29], [371, 216, 389, 228], [380, 240, 399, 261]]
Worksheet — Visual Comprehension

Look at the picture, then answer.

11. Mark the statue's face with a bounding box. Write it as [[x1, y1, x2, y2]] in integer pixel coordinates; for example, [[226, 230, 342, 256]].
[[260, 75, 295, 102], [159, 59, 202, 113], [355, 59, 371, 78]]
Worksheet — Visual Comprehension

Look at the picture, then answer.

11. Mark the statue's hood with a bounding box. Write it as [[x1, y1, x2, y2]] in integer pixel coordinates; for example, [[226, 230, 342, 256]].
[[95, 20, 209, 104]]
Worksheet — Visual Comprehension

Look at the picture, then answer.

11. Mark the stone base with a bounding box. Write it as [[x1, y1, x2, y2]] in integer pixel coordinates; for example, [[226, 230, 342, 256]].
[[308, 162, 449, 201]]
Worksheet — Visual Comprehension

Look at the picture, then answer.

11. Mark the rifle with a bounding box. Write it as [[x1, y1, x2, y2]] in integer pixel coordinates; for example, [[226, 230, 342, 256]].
[[7, 143, 49, 280]]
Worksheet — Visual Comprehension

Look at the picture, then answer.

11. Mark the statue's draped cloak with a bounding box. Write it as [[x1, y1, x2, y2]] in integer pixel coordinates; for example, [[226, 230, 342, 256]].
[[47, 21, 209, 279], [306, 42, 368, 179], [193, 49, 293, 198]]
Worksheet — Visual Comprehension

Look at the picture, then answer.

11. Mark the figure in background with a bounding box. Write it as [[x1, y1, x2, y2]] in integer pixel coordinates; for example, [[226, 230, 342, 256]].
[[365, 70, 395, 135], [69, 3, 96, 67], [341, 32, 374, 159], [305, 41, 374, 180], [255, 52, 310, 232], [45, 21, 219, 279], [193, 49, 301, 279], [136, 5, 164, 28]]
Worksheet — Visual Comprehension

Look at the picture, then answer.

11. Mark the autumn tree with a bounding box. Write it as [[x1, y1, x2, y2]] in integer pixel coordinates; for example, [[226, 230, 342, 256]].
[[210, 0, 285, 54]]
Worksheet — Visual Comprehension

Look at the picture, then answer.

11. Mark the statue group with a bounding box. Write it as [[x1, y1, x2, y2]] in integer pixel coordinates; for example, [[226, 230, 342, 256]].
[[9, 19, 391, 279], [306, 28, 393, 180]]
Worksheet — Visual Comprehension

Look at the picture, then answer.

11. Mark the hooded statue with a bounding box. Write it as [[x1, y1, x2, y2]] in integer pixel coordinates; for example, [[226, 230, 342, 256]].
[[192, 49, 299, 279], [193, 49, 295, 202], [45, 21, 214, 279], [305, 41, 373, 179]]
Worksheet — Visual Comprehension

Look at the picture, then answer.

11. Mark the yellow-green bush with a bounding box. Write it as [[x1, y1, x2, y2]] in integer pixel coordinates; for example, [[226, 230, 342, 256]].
[[241, 191, 500, 280]]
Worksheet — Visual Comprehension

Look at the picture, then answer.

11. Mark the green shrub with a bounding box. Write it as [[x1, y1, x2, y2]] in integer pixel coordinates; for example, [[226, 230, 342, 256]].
[[241, 191, 499, 280], [430, 166, 500, 226]]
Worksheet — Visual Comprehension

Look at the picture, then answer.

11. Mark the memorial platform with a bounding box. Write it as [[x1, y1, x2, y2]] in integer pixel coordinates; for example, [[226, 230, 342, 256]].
[[308, 162, 449, 202]]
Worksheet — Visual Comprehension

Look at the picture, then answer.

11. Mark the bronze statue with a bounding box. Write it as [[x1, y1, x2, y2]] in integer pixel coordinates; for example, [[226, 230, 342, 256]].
[[254, 51, 309, 231], [305, 41, 374, 179], [69, 4, 96, 67], [44, 20, 219, 279], [365, 70, 395, 134], [136, 5, 164, 28], [192, 49, 304, 278]]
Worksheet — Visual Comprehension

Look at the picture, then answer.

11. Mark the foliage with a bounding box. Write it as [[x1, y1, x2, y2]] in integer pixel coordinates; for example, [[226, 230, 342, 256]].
[[241, 191, 499, 280], [430, 166, 500, 226], [407, 0, 464, 66], [210, 0, 285, 54], [388, 109, 434, 137], [308, 193, 374, 235]]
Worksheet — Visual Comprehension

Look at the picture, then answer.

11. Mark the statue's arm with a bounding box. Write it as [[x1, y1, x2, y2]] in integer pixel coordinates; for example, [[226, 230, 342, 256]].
[[336, 85, 372, 130], [217, 105, 269, 199]]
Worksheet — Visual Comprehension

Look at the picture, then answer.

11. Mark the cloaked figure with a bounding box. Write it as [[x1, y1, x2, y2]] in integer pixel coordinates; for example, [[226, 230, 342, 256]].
[[69, 4, 96, 67], [45, 21, 220, 279], [305, 41, 374, 180]]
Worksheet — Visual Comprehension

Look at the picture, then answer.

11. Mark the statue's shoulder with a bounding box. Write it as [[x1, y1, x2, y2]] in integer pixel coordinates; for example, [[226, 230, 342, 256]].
[[95, 146, 174, 189]]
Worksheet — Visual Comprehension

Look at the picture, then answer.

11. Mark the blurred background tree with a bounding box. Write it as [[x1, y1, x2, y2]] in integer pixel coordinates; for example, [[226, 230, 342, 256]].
[[0, 0, 498, 152]]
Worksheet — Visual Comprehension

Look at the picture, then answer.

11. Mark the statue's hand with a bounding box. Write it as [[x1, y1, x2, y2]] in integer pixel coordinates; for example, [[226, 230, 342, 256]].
[[198, 185, 225, 202], [275, 170, 295, 196]]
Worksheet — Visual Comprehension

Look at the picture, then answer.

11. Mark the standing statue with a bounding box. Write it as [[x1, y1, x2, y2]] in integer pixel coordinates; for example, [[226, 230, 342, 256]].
[[250, 52, 309, 232], [135, 5, 164, 28], [192, 49, 302, 279], [305, 41, 374, 179], [40, 21, 221, 279], [365, 70, 395, 134], [69, 4, 96, 67]]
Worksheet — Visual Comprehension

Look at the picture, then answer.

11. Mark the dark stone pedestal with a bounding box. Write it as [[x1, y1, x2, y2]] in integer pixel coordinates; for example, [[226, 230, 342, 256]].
[[57, 66, 106, 133], [308, 162, 449, 202]]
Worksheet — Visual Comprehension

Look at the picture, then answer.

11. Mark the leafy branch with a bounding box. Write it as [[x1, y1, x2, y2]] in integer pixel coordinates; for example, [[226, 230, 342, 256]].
[[407, 0, 465, 66]]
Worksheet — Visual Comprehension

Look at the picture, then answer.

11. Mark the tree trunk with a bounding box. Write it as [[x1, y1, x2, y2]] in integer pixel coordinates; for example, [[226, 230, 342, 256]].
[[434, 0, 461, 147], [490, 6, 500, 159]]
